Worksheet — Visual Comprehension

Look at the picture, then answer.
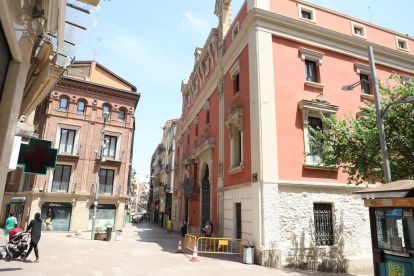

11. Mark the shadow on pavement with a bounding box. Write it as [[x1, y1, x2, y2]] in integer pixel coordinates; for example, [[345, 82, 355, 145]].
[[0, 268, 23, 272]]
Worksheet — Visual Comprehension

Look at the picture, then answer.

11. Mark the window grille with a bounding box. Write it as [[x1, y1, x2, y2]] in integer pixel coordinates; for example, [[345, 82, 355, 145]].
[[313, 203, 334, 246], [236, 203, 242, 239]]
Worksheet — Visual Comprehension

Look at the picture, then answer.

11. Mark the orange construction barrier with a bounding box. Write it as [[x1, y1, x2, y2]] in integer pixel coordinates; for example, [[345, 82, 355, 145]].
[[176, 238, 183, 253]]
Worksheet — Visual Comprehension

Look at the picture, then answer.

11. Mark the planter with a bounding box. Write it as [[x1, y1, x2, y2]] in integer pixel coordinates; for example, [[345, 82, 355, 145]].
[[94, 233, 107, 240]]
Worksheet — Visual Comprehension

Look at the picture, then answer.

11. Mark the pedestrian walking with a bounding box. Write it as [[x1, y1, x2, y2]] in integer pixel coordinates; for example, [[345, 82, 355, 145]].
[[180, 220, 187, 237], [4, 212, 17, 243], [22, 213, 42, 263], [203, 220, 212, 237], [167, 217, 173, 234]]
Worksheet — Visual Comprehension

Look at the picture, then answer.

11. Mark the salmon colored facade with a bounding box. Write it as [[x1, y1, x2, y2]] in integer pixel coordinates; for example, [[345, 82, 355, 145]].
[[167, 0, 414, 274]]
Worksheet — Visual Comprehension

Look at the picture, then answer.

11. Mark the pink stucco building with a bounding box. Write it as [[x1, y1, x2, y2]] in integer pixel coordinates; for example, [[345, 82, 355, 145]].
[[171, 0, 414, 274], [1, 61, 140, 235]]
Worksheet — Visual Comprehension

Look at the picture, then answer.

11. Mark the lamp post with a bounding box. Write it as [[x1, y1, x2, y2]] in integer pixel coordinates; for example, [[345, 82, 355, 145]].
[[341, 46, 414, 183], [91, 112, 109, 240]]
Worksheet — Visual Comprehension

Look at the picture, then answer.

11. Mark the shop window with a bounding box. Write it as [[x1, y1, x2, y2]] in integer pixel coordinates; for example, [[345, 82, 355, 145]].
[[41, 203, 72, 231], [0, 22, 11, 103], [52, 165, 72, 193], [59, 129, 76, 155], [374, 208, 414, 254], [77, 101, 85, 115], [313, 203, 334, 246], [360, 74, 370, 94], [99, 169, 115, 195], [59, 98, 68, 112], [103, 135, 117, 159], [118, 110, 125, 122]]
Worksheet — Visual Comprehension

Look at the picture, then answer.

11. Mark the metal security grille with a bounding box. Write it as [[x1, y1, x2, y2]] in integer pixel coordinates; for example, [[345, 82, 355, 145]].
[[313, 203, 334, 246], [236, 203, 242, 239], [201, 177, 210, 228]]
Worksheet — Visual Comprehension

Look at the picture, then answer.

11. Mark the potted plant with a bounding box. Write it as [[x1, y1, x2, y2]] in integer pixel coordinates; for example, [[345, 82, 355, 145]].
[[94, 226, 107, 240]]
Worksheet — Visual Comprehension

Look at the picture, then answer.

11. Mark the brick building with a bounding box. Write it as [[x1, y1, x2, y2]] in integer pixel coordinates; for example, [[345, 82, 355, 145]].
[[1, 61, 140, 234]]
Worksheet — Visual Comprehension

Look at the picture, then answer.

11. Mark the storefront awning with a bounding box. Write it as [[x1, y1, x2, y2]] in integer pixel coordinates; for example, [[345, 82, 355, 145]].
[[10, 197, 26, 203], [353, 180, 414, 199]]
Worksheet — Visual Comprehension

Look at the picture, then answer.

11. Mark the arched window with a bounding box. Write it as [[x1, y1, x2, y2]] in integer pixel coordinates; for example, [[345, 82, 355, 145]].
[[59, 98, 68, 111], [102, 105, 110, 118], [77, 101, 85, 115], [118, 110, 125, 122]]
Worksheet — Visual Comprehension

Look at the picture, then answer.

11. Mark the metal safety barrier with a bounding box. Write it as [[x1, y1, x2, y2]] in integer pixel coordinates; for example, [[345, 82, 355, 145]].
[[184, 233, 217, 253], [197, 238, 250, 255]]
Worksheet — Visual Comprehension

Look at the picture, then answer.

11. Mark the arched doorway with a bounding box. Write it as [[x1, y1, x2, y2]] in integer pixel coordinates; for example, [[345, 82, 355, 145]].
[[201, 165, 210, 229]]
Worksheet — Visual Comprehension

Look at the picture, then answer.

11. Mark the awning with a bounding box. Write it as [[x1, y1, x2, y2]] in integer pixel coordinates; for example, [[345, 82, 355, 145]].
[[10, 197, 26, 204], [353, 180, 414, 199]]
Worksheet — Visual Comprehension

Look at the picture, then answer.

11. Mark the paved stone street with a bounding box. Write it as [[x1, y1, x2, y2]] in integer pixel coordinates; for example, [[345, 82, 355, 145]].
[[0, 223, 365, 276]]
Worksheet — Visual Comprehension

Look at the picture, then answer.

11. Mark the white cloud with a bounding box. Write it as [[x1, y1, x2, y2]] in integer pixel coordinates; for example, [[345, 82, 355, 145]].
[[181, 12, 210, 33]]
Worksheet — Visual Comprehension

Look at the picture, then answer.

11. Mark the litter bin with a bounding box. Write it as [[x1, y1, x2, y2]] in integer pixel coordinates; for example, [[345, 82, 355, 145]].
[[243, 245, 254, 264], [115, 230, 122, 241], [106, 225, 112, 241]]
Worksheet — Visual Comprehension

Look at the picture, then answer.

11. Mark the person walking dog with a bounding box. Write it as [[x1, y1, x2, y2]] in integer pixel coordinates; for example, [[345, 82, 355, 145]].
[[22, 213, 42, 263]]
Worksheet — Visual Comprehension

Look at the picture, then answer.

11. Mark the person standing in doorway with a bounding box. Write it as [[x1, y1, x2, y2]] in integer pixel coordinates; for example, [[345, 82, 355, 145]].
[[4, 212, 17, 243], [22, 213, 42, 263], [167, 217, 173, 234]]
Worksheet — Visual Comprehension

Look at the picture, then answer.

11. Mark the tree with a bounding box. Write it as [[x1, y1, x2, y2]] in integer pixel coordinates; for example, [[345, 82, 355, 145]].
[[308, 74, 414, 184]]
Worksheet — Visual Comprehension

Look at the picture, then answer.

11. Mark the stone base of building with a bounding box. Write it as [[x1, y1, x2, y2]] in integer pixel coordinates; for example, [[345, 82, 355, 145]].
[[0, 192, 126, 233], [258, 249, 373, 275]]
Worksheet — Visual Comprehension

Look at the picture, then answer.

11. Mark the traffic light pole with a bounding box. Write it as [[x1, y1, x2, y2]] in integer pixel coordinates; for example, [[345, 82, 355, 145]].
[[91, 113, 109, 240]]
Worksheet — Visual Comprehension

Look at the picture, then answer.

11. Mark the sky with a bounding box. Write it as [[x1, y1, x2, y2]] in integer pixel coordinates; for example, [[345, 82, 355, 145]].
[[75, 0, 414, 183]]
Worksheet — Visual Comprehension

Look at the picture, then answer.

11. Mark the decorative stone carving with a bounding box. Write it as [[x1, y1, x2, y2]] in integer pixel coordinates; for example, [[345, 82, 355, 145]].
[[217, 162, 224, 177], [113, 104, 118, 110], [92, 100, 98, 105], [71, 96, 77, 102], [53, 92, 59, 98], [218, 78, 224, 98], [194, 115, 199, 126], [200, 135, 206, 144], [204, 100, 210, 113], [224, 106, 244, 138], [312, 93, 330, 104], [214, 0, 232, 46], [205, 59, 210, 76]]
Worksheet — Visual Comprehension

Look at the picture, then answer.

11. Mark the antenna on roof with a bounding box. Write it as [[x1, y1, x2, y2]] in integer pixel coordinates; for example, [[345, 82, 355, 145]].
[[368, 6, 373, 23]]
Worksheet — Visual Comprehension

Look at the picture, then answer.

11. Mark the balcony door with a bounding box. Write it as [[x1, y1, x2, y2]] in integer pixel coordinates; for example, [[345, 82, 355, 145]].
[[99, 169, 114, 195], [52, 165, 71, 193]]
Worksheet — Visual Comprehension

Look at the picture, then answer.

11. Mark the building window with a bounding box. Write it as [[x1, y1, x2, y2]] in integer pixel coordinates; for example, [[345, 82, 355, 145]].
[[232, 21, 239, 40], [77, 101, 85, 115], [298, 4, 316, 23], [52, 165, 71, 193], [195, 123, 198, 136], [118, 110, 125, 122], [22, 173, 30, 192], [206, 113, 210, 124], [360, 74, 370, 94], [99, 169, 114, 195], [313, 203, 334, 246], [396, 36, 409, 51], [236, 203, 242, 239], [233, 73, 240, 94], [301, 10, 311, 20], [102, 105, 110, 118], [59, 129, 76, 155], [351, 21, 367, 39], [103, 135, 117, 158], [308, 117, 323, 163], [305, 60, 318, 83], [59, 98, 68, 112], [225, 106, 244, 174]]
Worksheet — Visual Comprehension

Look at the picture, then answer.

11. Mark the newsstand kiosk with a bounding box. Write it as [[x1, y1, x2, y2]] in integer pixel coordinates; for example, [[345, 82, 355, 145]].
[[354, 180, 414, 276]]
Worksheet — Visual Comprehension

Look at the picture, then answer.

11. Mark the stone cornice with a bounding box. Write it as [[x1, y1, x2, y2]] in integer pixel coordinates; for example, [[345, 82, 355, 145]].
[[194, 137, 215, 158]]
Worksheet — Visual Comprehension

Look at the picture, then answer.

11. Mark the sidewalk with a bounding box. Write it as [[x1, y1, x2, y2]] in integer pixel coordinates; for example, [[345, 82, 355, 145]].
[[0, 223, 363, 276]]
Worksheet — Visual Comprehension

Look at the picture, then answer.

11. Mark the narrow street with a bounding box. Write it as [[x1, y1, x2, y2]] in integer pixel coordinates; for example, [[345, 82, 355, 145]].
[[0, 223, 364, 276]]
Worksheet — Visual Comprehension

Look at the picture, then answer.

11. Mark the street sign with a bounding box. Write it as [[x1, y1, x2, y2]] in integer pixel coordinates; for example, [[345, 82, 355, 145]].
[[17, 137, 58, 175], [152, 206, 158, 210]]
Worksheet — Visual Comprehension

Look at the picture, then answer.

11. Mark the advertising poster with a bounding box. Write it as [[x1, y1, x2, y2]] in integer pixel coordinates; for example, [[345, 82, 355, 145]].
[[41, 202, 72, 231], [88, 204, 116, 230]]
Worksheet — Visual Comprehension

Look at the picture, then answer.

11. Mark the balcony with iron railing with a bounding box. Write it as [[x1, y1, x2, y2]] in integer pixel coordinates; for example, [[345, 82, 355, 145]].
[[183, 178, 199, 195], [43, 181, 76, 193]]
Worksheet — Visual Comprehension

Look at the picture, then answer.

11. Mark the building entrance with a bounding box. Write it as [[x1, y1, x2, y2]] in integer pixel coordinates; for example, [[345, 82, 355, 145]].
[[201, 165, 210, 229]]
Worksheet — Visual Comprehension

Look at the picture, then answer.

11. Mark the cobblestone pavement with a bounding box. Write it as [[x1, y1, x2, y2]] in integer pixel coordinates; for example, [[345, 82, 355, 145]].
[[0, 223, 364, 276]]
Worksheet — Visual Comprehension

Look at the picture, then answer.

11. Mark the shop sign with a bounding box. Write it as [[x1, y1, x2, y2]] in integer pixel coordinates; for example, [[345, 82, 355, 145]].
[[17, 138, 58, 175], [43, 202, 72, 208], [89, 204, 116, 209], [152, 206, 158, 210], [365, 198, 414, 207], [403, 211, 413, 218], [385, 260, 412, 276]]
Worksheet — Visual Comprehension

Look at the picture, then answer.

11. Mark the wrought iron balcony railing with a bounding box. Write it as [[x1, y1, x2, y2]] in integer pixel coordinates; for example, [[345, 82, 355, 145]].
[[44, 181, 76, 193], [183, 178, 199, 195]]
